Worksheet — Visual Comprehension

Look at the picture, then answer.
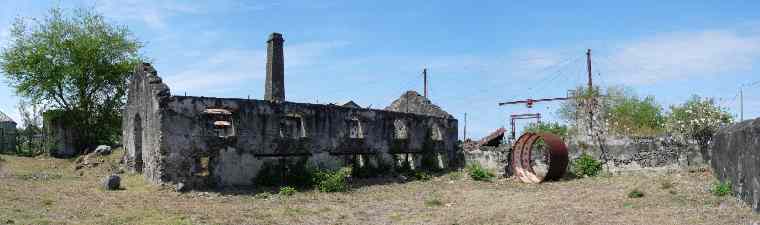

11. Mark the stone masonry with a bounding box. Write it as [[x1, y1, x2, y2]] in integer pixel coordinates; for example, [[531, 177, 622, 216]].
[[711, 118, 760, 213], [122, 33, 460, 188]]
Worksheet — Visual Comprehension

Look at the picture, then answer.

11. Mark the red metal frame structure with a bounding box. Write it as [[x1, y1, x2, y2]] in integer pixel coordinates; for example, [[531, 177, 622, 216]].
[[510, 113, 541, 140], [499, 97, 571, 108]]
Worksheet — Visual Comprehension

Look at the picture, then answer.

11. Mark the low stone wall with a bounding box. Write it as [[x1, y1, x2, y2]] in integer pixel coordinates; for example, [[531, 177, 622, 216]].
[[464, 146, 508, 176], [711, 118, 760, 213], [567, 135, 703, 172]]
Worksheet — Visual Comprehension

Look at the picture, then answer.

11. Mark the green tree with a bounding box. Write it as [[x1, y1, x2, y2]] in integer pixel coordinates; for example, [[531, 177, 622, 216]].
[[558, 85, 665, 137], [666, 95, 733, 148], [606, 95, 665, 136], [523, 122, 569, 139], [0, 8, 142, 154]]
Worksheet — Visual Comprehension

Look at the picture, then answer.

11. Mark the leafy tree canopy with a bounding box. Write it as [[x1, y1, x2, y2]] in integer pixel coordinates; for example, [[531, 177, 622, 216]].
[[523, 122, 568, 139], [0, 7, 143, 153]]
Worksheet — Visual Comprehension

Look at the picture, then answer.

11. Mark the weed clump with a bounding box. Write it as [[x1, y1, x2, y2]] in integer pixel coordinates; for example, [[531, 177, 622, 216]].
[[314, 167, 352, 193], [711, 181, 732, 197], [412, 171, 433, 181], [627, 189, 644, 198], [279, 186, 296, 196], [466, 163, 494, 181], [424, 198, 443, 207], [572, 153, 603, 177]]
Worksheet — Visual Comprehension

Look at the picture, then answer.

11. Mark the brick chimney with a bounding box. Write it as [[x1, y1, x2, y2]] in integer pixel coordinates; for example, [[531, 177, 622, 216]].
[[265, 32, 285, 102]]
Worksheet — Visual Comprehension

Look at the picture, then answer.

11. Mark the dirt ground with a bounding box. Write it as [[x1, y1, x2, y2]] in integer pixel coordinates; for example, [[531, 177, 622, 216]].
[[0, 150, 758, 225]]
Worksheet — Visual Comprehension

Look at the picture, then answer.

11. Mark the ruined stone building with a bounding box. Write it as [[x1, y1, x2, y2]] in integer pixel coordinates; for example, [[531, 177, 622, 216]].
[[0, 111, 17, 153], [122, 33, 460, 188]]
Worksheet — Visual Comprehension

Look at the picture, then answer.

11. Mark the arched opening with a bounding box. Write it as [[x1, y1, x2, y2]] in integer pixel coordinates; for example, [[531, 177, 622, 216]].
[[133, 114, 144, 173]]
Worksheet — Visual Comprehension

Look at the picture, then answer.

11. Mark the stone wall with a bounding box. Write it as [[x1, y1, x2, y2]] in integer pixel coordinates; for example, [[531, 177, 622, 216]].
[[123, 63, 460, 188], [711, 118, 760, 213], [464, 146, 509, 176], [0, 121, 16, 153], [567, 136, 703, 172]]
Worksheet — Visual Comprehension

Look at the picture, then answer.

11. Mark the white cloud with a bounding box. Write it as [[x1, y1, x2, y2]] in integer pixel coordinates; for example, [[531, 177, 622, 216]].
[[164, 40, 349, 95], [93, 0, 202, 29], [604, 30, 760, 84]]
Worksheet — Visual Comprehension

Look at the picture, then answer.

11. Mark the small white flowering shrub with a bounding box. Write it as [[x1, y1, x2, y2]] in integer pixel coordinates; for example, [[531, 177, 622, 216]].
[[665, 95, 733, 145]]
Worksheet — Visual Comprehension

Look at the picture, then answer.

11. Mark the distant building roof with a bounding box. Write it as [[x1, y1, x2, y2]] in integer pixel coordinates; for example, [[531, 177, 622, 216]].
[[0, 110, 15, 123], [384, 90, 452, 118], [341, 101, 361, 109]]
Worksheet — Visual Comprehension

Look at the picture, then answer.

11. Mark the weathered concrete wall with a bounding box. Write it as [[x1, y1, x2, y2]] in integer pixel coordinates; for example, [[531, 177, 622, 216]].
[[711, 118, 760, 213], [567, 135, 703, 172], [122, 63, 171, 184], [123, 63, 459, 187], [464, 146, 509, 176], [0, 121, 16, 153]]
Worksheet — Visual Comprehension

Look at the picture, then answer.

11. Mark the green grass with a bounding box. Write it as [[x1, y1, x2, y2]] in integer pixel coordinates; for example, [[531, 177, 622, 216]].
[[627, 189, 644, 198], [465, 163, 494, 181], [278, 186, 297, 196], [710, 181, 732, 197]]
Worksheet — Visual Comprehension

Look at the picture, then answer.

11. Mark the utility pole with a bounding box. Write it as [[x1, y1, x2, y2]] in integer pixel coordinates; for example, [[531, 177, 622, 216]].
[[423, 68, 428, 98], [586, 49, 594, 133], [587, 49, 593, 90], [740, 87, 744, 122], [463, 112, 468, 140]]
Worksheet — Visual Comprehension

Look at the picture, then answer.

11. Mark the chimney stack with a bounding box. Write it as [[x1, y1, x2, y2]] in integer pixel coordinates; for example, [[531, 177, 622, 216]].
[[265, 32, 285, 102]]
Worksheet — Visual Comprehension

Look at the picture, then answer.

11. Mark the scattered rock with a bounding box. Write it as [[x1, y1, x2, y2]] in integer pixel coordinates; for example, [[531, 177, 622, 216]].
[[93, 145, 112, 156], [102, 175, 121, 190], [176, 182, 188, 192]]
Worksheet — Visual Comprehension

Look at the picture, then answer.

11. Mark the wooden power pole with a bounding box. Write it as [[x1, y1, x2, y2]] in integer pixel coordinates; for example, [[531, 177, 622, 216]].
[[423, 68, 428, 98]]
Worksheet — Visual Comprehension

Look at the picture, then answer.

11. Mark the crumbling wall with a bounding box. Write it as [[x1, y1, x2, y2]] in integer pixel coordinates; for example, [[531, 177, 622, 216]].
[[567, 135, 702, 172], [0, 121, 16, 153], [123, 64, 459, 187], [160, 96, 458, 187], [122, 63, 171, 184], [711, 118, 760, 213], [385, 91, 452, 118], [464, 146, 509, 176]]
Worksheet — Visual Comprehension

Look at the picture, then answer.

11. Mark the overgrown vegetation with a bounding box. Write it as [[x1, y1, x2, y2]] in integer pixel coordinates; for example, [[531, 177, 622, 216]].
[[666, 95, 733, 148], [627, 189, 644, 198], [710, 181, 732, 197], [314, 167, 352, 193], [523, 122, 569, 139], [572, 153, 603, 177], [0, 7, 143, 154], [466, 163, 494, 181], [559, 85, 666, 137], [278, 186, 296, 196]]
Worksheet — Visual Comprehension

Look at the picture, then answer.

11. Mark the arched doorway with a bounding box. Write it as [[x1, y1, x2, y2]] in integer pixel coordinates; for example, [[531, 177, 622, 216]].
[[133, 114, 144, 173]]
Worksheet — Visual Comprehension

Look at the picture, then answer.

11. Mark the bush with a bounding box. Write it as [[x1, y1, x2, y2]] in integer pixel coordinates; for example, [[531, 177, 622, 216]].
[[314, 167, 352, 193], [278, 186, 296, 196], [466, 163, 495, 181], [412, 171, 433, 181], [627, 189, 644, 198], [711, 181, 732, 197], [572, 153, 603, 177]]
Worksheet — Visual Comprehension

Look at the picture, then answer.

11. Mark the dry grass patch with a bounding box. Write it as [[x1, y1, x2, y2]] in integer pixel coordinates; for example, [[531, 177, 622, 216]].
[[0, 150, 758, 224]]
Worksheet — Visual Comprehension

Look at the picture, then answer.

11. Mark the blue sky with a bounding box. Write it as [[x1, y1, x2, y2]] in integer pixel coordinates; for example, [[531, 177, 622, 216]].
[[1, 0, 759, 138]]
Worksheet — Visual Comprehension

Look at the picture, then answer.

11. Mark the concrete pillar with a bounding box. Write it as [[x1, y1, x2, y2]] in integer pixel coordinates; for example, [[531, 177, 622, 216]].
[[265, 32, 285, 102]]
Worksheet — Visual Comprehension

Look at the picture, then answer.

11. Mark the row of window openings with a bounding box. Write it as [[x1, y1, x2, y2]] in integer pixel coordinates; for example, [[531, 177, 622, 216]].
[[211, 117, 443, 141]]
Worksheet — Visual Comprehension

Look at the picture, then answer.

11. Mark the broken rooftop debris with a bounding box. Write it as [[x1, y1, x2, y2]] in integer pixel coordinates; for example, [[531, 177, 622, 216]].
[[122, 33, 461, 189]]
